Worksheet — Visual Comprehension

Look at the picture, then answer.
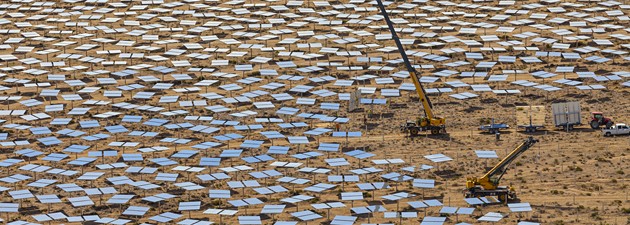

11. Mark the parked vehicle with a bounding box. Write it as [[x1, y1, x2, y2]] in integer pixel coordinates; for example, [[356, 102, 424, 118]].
[[590, 112, 614, 129], [602, 123, 630, 136]]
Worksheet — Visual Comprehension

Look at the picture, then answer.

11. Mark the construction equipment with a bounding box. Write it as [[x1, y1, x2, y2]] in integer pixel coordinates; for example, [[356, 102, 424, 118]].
[[551, 102, 581, 131], [374, 0, 446, 136], [465, 136, 538, 202], [590, 112, 614, 129]]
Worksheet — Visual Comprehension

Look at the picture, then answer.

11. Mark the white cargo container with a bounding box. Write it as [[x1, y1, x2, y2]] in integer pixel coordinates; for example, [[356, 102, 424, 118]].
[[551, 102, 581, 130]]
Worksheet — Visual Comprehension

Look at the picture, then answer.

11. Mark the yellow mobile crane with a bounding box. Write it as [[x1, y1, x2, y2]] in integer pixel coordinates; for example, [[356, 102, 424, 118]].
[[375, 0, 446, 135], [465, 136, 538, 202]]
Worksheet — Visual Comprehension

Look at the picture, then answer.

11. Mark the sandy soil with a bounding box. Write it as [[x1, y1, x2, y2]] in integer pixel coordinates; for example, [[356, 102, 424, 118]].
[[0, 0, 628, 224]]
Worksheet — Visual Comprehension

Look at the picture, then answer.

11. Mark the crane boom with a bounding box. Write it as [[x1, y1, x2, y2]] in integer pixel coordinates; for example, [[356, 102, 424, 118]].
[[374, 0, 434, 118], [465, 137, 538, 202], [482, 136, 538, 185], [466, 136, 538, 197]]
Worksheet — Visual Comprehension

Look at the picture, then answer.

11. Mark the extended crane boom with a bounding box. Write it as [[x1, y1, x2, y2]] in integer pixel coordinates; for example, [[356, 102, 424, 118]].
[[465, 136, 538, 202], [374, 0, 446, 136]]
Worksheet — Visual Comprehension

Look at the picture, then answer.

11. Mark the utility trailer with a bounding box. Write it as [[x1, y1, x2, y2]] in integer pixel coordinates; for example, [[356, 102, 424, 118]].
[[551, 102, 581, 131], [516, 105, 545, 133], [479, 118, 510, 134]]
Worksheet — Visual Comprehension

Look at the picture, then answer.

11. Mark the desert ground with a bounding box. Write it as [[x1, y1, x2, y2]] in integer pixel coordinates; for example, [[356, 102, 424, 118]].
[[0, 0, 628, 224]]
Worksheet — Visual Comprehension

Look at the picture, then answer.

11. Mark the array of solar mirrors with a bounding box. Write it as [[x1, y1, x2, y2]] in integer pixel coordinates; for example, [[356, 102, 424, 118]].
[[0, 0, 628, 223]]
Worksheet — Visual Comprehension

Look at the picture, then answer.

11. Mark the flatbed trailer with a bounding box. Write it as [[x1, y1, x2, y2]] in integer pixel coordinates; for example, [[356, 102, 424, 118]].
[[516, 105, 545, 133], [479, 119, 510, 134]]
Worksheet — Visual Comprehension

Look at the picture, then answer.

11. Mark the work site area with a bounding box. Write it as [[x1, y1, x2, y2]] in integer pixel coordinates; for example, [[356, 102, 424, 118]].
[[0, 0, 628, 224]]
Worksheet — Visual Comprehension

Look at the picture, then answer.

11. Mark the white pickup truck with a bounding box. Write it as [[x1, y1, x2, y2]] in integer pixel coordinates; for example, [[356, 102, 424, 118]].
[[602, 123, 630, 136]]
